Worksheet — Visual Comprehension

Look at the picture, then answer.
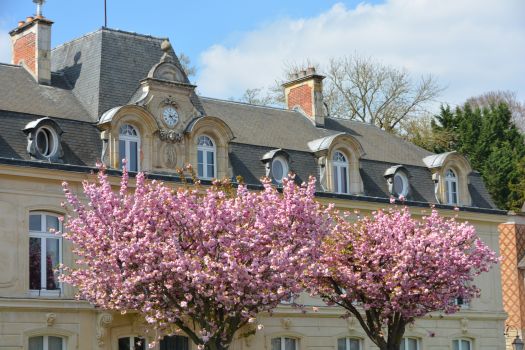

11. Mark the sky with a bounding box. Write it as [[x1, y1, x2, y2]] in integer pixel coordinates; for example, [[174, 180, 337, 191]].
[[0, 0, 524, 109]]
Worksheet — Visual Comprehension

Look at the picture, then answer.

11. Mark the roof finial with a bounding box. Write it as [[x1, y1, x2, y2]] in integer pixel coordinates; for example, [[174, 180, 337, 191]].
[[160, 39, 173, 62], [33, 0, 46, 17]]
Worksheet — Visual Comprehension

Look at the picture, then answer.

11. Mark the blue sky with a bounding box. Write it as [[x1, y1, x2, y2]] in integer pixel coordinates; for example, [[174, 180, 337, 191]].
[[1, 0, 524, 107]]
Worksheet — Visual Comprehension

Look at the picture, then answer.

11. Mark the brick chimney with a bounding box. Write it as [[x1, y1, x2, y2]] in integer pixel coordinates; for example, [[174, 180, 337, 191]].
[[282, 67, 326, 127], [9, 12, 53, 85]]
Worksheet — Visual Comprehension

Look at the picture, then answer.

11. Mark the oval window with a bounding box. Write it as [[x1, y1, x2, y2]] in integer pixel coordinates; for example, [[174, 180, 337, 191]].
[[271, 156, 288, 183], [393, 172, 409, 197], [35, 127, 57, 157]]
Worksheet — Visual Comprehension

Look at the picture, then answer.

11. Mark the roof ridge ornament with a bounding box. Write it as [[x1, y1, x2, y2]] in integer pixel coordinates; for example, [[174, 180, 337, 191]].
[[160, 39, 174, 63]]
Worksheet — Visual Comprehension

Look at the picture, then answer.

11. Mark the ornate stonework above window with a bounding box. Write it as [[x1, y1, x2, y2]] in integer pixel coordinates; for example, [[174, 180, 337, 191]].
[[308, 133, 364, 195], [23, 117, 64, 163], [423, 151, 472, 206]]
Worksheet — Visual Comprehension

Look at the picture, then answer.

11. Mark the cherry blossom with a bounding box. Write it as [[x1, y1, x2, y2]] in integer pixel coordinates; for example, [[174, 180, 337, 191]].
[[310, 205, 498, 350], [60, 166, 330, 350]]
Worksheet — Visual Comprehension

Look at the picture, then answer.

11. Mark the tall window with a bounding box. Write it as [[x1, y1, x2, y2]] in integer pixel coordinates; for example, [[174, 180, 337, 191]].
[[119, 124, 140, 172], [29, 336, 64, 350], [118, 337, 146, 350], [332, 151, 349, 194], [445, 169, 458, 205], [29, 212, 62, 293], [453, 339, 472, 350], [338, 337, 361, 350], [271, 337, 298, 350], [197, 135, 216, 179], [400, 338, 419, 350], [160, 335, 189, 350]]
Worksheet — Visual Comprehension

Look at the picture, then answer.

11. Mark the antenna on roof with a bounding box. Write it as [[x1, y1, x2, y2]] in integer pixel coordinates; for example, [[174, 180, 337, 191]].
[[104, 0, 107, 27], [33, 0, 45, 17]]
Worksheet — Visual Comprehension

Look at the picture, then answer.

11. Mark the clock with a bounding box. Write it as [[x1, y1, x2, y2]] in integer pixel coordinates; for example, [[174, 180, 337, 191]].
[[162, 106, 179, 127]]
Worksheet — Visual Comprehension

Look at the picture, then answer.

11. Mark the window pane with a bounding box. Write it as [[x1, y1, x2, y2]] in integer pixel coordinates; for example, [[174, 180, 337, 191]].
[[400, 340, 405, 350], [453, 340, 460, 350], [119, 140, 126, 169], [337, 338, 346, 350], [272, 160, 284, 182], [341, 166, 348, 194], [407, 338, 418, 350], [29, 215, 41, 231], [48, 336, 63, 350], [29, 336, 44, 350], [284, 338, 296, 350], [333, 165, 339, 192], [46, 238, 60, 290], [119, 338, 131, 350], [46, 215, 60, 232], [271, 338, 281, 350], [461, 340, 471, 350], [134, 337, 146, 350], [349, 339, 360, 350], [130, 141, 138, 172], [207, 150, 214, 165], [198, 150, 204, 177], [29, 237, 41, 289], [394, 175, 404, 195], [160, 335, 189, 350]]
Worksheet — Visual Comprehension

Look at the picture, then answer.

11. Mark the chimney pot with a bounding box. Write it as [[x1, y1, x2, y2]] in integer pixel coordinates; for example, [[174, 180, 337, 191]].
[[307, 67, 316, 75], [26, 16, 34, 23], [291, 72, 299, 80], [300, 70, 307, 77], [18, 21, 25, 27]]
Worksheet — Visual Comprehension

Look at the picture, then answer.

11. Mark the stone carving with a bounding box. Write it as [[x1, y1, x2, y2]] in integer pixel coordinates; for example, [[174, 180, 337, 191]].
[[281, 318, 292, 330], [165, 144, 177, 168], [96, 312, 113, 347], [158, 129, 183, 143], [460, 317, 468, 334], [347, 315, 356, 330], [162, 97, 178, 107], [46, 313, 56, 327]]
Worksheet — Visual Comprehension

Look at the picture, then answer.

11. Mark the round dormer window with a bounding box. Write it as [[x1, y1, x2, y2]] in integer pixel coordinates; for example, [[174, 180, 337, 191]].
[[35, 126, 58, 157], [393, 172, 409, 197], [271, 156, 289, 183]]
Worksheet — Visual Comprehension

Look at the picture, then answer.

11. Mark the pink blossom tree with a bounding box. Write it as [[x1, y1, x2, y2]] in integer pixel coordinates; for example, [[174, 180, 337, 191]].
[[61, 168, 331, 350], [311, 204, 498, 350]]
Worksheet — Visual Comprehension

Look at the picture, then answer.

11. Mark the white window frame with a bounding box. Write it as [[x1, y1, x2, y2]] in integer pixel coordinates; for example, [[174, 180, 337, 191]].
[[332, 151, 349, 194], [28, 212, 63, 297], [35, 126, 58, 158], [272, 337, 299, 350], [271, 156, 289, 184], [28, 335, 66, 350], [400, 337, 420, 350], [445, 169, 459, 205], [119, 124, 141, 172], [453, 338, 472, 350], [338, 337, 362, 350], [118, 336, 147, 350], [197, 135, 216, 180]]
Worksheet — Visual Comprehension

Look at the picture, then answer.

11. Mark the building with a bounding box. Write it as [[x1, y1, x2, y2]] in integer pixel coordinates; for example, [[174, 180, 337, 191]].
[[0, 7, 509, 350]]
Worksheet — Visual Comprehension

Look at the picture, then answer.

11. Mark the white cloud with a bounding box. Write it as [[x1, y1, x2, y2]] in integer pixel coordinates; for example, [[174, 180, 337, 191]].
[[197, 0, 525, 107], [0, 29, 11, 64]]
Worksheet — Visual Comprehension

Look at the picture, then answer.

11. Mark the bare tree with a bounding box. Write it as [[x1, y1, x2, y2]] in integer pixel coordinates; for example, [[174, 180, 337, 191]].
[[178, 52, 197, 79], [234, 88, 274, 106], [466, 90, 525, 132], [326, 55, 443, 132]]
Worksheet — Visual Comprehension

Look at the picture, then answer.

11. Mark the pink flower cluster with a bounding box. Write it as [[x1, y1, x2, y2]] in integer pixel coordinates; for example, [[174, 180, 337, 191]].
[[61, 167, 331, 349]]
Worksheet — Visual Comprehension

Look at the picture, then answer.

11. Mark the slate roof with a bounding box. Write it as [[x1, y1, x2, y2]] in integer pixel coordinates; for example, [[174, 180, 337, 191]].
[[0, 27, 501, 212]]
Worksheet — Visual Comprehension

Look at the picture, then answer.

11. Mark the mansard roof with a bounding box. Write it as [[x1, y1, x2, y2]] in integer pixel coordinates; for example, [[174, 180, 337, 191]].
[[0, 26, 501, 213]]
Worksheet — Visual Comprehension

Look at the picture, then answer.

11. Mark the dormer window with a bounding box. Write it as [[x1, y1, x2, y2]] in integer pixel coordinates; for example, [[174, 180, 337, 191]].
[[271, 156, 289, 184], [119, 124, 140, 172], [384, 166, 410, 198], [445, 169, 458, 205], [332, 151, 349, 194], [197, 135, 216, 179], [23, 117, 64, 163], [393, 172, 409, 197]]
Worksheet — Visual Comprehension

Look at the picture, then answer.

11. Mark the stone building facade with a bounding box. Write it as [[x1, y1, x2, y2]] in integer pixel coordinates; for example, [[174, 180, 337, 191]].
[[0, 7, 509, 350]]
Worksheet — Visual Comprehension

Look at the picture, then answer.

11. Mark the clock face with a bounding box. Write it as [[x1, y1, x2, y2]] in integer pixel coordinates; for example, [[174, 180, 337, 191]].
[[162, 106, 179, 127]]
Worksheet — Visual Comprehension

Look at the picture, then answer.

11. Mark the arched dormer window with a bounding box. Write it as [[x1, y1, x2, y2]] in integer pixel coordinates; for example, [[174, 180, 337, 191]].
[[197, 135, 216, 179], [445, 169, 459, 205], [332, 151, 349, 194], [119, 124, 140, 172], [23, 117, 64, 163]]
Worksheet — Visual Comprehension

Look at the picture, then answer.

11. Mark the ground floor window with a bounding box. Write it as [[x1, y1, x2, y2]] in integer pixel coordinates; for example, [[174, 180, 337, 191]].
[[29, 336, 64, 350], [160, 335, 189, 350], [272, 337, 298, 350], [400, 337, 419, 350], [453, 339, 472, 350], [118, 337, 146, 350], [338, 337, 361, 350]]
